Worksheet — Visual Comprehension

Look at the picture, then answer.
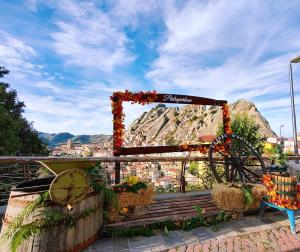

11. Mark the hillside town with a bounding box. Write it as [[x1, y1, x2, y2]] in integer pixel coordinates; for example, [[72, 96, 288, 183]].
[[48, 133, 299, 193], [51, 139, 112, 157], [51, 134, 300, 158]]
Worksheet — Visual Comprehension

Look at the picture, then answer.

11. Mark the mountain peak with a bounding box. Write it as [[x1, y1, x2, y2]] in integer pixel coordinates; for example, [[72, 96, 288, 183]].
[[125, 99, 276, 146]]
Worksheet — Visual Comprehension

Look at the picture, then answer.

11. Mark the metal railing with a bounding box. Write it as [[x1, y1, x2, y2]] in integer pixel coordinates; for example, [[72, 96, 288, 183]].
[[0, 155, 299, 206], [0, 155, 215, 206]]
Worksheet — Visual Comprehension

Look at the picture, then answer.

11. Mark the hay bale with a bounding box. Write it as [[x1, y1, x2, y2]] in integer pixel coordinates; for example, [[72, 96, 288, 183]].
[[118, 187, 154, 208], [212, 184, 267, 210], [250, 184, 268, 209]]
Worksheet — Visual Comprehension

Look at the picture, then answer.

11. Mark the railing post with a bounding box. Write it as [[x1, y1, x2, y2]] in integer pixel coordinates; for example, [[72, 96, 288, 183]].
[[115, 161, 120, 184], [180, 161, 186, 193]]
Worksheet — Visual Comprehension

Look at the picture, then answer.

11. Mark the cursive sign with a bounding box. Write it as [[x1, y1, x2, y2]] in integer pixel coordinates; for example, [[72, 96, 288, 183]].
[[163, 95, 192, 103]]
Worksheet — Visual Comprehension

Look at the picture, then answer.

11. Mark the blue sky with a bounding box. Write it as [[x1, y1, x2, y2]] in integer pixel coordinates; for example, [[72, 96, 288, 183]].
[[1, 0, 300, 136]]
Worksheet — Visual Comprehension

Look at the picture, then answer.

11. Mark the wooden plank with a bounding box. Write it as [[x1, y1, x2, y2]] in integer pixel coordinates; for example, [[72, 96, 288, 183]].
[[104, 193, 220, 228], [0, 155, 277, 164], [149, 200, 214, 208], [155, 94, 226, 106], [154, 194, 212, 202], [150, 196, 213, 205], [127, 202, 216, 217], [120, 199, 217, 219], [106, 208, 221, 228], [122, 206, 218, 221], [148, 201, 216, 211]]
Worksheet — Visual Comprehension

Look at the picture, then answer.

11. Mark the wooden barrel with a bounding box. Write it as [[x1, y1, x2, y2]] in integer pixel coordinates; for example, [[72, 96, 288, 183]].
[[270, 173, 297, 201], [0, 177, 103, 252]]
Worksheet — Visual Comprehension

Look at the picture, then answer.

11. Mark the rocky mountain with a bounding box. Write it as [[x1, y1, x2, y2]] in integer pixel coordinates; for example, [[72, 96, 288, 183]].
[[125, 99, 276, 146], [38, 132, 112, 148]]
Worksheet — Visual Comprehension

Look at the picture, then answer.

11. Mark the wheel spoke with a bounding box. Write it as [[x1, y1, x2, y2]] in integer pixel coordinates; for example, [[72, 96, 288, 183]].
[[242, 166, 261, 178], [216, 150, 228, 158], [209, 134, 265, 183], [240, 168, 251, 180], [227, 148, 238, 159], [237, 168, 245, 183], [240, 152, 252, 165]]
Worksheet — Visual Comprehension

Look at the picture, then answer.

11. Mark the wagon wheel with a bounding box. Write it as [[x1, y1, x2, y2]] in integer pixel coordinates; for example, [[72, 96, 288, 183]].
[[209, 134, 266, 183]]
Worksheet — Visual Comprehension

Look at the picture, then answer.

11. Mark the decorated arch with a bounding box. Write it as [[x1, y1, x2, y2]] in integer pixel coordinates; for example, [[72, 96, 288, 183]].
[[110, 91, 232, 156]]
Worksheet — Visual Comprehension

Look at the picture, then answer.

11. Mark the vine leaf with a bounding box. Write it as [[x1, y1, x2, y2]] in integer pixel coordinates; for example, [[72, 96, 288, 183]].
[[241, 187, 254, 207]]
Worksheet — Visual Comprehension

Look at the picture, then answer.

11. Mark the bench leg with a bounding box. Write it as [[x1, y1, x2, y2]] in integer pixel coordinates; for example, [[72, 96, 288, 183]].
[[287, 210, 296, 234], [259, 201, 267, 217]]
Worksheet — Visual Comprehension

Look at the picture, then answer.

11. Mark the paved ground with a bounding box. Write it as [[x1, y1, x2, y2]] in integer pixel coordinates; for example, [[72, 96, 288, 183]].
[[84, 210, 300, 252]]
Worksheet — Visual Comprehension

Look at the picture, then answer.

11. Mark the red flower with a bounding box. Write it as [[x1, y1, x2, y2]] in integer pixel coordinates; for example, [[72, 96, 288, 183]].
[[111, 91, 158, 154]]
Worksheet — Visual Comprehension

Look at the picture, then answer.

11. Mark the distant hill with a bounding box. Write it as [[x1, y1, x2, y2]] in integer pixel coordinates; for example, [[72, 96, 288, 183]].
[[38, 132, 112, 148], [40, 99, 276, 149], [125, 99, 277, 146]]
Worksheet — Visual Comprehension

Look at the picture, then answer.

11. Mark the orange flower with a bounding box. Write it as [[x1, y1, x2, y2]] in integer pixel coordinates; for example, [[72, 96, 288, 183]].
[[111, 91, 158, 154]]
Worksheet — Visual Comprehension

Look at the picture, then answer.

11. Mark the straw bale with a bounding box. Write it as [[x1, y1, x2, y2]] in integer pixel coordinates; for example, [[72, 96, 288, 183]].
[[118, 186, 154, 207], [212, 184, 267, 210]]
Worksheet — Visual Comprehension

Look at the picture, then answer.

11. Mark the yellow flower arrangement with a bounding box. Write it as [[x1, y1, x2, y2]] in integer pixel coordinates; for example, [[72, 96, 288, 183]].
[[126, 175, 139, 185]]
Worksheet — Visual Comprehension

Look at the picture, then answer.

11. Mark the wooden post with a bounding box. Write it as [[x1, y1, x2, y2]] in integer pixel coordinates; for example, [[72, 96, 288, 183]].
[[180, 161, 186, 193], [115, 161, 120, 184]]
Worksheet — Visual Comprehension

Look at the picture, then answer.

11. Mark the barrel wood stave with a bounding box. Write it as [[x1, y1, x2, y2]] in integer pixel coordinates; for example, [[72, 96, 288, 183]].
[[1, 189, 103, 252]]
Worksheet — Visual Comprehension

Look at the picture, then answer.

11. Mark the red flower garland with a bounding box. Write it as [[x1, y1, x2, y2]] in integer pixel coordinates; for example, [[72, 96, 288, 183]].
[[111, 90, 158, 155], [111, 92, 231, 156], [222, 103, 232, 135]]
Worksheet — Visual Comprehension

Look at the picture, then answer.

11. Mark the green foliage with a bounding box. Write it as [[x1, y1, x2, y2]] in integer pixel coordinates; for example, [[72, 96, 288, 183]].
[[1, 190, 96, 252], [1, 192, 50, 243], [155, 184, 177, 193], [215, 210, 230, 223], [229, 183, 255, 207], [92, 182, 118, 209], [87, 162, 119, 220], [10, 222, 40, 252], [105, 226, 155, 237], [0, 67, 49, 156], [188, 161, 200, 177], [240, 186, 254, 207], [164, 226, 169, 236], [218, 113, 264, 152], [86, 162, 107, 183], [265, 144, 287, 166], [0, 192, 49, 251], [40, 208, 96, 228], [112, 181, 147, 194], [186, 162, 214, 191], [9, 208, 96, 252]]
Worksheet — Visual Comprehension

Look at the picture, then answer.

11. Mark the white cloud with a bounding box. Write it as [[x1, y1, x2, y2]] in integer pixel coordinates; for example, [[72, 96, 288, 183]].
[[3, 0, 300, 137], [146, 0, 300, 136], [50, 0, 137, 72], [0, 31, 37, 79]]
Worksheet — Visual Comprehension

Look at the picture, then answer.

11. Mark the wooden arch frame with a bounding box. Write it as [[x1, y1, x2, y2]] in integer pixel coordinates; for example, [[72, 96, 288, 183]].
[[111, 91, 231, 156]]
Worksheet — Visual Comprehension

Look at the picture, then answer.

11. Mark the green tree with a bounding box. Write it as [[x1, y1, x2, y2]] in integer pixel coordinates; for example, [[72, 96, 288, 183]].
[[218, 113, 264, 152], [188, 161, 200, 177], [0, 67, 49, 156]]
